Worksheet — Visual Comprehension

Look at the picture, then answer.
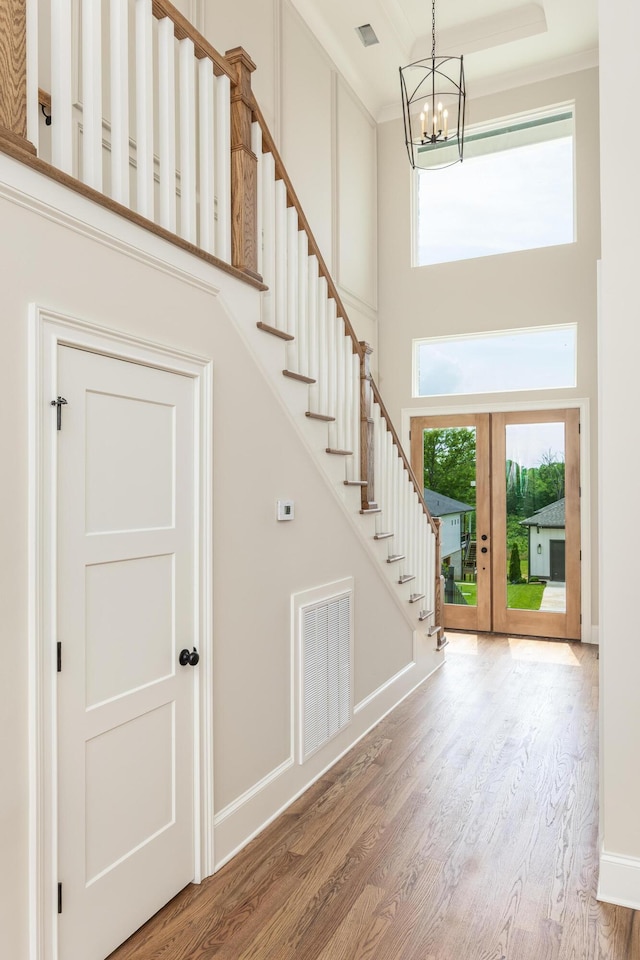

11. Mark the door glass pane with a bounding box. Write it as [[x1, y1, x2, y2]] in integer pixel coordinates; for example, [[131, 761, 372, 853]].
[[505, 422, 566, 612], [422, 427, 478, 607]]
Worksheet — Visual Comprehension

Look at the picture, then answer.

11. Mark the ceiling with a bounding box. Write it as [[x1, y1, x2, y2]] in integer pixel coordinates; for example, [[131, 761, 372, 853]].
[[289, 0, 599, 121]]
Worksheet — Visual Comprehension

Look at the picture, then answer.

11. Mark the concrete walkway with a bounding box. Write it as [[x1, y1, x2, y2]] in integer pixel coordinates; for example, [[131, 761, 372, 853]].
[[538, 581, 567, 611]]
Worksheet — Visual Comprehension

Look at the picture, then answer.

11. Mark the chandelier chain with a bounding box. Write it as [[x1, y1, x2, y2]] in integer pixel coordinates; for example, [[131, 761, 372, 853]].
[[432, 0, 436, 60]]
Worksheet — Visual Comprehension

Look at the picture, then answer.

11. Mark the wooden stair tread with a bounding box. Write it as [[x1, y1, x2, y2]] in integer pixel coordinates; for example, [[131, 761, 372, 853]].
[[428, 625, 442, 637], [418, 609, 434, 622], [360, 507, 381, 515], [283, 370, 316, 384], [344, 480, 368, 486], [374, 532, 394, 540], [435, 635, 449, 650], [326, 447, 353, 456], [257, 322, 294, 341], [398, 574, 415, 584], [306, 411, 335, 422], [386, 554, 405, 564], [409, 592, 425, 604]]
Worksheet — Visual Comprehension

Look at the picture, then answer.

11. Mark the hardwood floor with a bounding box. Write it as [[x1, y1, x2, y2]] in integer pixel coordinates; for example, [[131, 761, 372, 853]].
[[108, 633, 640, 960]]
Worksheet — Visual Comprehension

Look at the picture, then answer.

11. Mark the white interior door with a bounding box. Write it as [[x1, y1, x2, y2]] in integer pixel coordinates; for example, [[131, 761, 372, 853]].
[[56, 345, 197, 960]]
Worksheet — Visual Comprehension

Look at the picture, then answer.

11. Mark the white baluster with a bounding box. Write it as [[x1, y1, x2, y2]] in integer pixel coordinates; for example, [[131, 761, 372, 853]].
[[214, 74, 231, 261], [51, 0, 73, 174], [327, 299, 337, 449], [135, 0, 154, 219], [335, 317, 345, 451], [274, 180, 288, 331], [81, 0, 103, 190], [351, 352, 360, 482], [110, 0, 130, 206], [252, 122, 262, 274], [261, 150, 276, 327], [158, 18, 176, 232], [316, 277, 328, 416], [198, 57, 216, 254], [296, 232, 309, 377], [386, 429, 394, 539], [343, 336, 353, 461], [285, 207, 299, 372], [307, 256, 319, 411], [179, 38, 196, 243]]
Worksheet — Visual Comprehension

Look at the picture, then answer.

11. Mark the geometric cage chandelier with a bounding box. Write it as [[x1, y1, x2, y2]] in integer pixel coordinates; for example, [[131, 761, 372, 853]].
[[399, 0, 466, 169]]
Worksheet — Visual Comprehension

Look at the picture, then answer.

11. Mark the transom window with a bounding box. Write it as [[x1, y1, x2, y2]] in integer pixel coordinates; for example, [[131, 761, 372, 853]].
[[413, 324, 577, 398], [415, 106, 575, 267]]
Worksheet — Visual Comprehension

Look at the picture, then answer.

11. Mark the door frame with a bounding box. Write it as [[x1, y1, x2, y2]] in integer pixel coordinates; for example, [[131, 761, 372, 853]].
[[28, 306, 214, 960], [403, 397, 592, 643]]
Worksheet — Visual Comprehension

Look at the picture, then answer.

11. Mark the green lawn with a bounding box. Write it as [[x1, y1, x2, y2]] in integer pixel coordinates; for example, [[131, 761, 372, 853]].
[[454, 581, 545, 611]]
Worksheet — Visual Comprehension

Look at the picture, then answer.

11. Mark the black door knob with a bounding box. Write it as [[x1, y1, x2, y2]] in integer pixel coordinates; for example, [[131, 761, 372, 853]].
[[179, 647, 199, 666]]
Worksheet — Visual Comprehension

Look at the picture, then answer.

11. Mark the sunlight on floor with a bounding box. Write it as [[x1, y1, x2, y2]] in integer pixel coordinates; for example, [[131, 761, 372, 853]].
[[447, 632, 581, 666], [447, 633, 479, 655], [508, 637, 581, 666]]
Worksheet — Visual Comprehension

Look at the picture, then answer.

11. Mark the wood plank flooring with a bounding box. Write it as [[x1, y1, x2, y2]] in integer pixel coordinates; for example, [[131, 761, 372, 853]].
[[108, 633, 640, 960]]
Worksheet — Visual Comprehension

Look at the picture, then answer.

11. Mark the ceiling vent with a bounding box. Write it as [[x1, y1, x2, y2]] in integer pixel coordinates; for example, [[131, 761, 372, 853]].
[[356, 23, 380, 48]]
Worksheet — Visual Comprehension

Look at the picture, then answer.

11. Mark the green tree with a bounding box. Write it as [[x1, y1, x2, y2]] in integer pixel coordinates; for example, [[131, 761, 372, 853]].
[[509, 543, 522, 583], [423, 428, 476, 508]]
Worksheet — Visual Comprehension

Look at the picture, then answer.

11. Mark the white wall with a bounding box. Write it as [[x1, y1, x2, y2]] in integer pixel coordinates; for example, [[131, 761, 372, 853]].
[[203, 0, 379, 356], [0, 155, 439, 956], [597, 0, 640, 909], [377, 67, 601, 631]]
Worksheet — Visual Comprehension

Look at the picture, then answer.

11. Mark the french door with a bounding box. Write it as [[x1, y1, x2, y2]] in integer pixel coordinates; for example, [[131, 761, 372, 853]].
[[410, 409, 581, 640]]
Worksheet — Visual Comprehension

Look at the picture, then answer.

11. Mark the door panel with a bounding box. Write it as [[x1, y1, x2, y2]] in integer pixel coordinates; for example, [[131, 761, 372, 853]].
[[410, 414, 491, 632], [492, 409, 580, 639], [57, 346, 196, 960], [411, 408, 581, 640]]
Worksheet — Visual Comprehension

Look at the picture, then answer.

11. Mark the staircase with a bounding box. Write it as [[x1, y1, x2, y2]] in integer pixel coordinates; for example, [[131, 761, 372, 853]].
[[2, 0, 444, 642]]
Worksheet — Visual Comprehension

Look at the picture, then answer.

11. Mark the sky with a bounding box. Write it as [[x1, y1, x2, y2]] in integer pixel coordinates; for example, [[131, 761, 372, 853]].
[[417, 325, 576, 397], [417, 137, 574, 266]]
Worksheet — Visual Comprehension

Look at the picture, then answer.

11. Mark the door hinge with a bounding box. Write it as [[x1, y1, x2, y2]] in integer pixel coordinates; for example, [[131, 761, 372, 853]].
[[580, 550, 582, 561], [579, 486, 582, 497], [57, 882, 62, 915], [57, 642, 62, 673]]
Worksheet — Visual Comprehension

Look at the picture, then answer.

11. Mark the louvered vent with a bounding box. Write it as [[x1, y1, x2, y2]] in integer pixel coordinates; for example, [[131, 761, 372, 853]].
[[300, 593, 352, 762]]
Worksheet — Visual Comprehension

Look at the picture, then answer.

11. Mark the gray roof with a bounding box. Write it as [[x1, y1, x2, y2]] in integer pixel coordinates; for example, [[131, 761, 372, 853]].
[[423, 488, 474, 517], [520, 497, 566, 528]]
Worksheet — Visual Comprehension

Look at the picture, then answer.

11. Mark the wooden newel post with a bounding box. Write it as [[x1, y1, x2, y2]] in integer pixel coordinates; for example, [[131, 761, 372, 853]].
[[0, 0, 36, 157], [359, 341, 377, 511], [433, 517, 445, 645], [226, 46, 261, 282]]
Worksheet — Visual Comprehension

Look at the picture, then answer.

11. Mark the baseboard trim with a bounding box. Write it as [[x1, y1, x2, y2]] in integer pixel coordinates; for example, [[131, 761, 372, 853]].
[[354, 661, 415, 714], [598, 849, 640, 909], [214, 755, 295, 827]]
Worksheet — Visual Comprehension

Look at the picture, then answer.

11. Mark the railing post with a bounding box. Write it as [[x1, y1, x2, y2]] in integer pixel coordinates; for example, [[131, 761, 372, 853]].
[[433, 517, 445, 645], [0, 0, 36, 156], [359, 341, 377, 511], [226, 46, 261, 282]]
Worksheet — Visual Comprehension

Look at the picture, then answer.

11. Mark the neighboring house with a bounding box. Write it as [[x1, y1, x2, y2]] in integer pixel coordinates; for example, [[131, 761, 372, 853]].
[[423, 488, 474, 580], [521, 498, 566, 581]]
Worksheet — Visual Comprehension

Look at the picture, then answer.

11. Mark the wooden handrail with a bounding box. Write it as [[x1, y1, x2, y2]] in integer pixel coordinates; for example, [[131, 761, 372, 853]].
[[370, 380, 438, 536], [151, 0, 235, 81], [249, 96, 364, 361]]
